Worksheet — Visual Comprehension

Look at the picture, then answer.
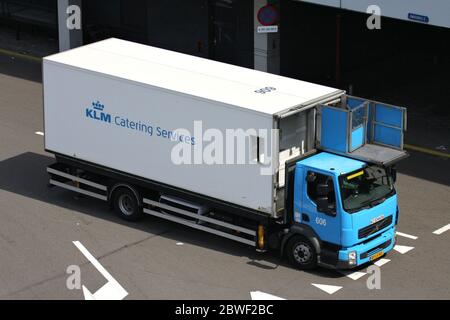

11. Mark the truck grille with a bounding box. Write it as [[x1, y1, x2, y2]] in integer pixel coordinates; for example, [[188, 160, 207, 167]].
[[358, 215, 393, 239]]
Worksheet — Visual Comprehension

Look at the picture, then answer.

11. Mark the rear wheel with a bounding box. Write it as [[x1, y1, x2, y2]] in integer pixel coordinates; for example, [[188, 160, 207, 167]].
[[113, 187, 143, 221], [286, 235, 318, 270]]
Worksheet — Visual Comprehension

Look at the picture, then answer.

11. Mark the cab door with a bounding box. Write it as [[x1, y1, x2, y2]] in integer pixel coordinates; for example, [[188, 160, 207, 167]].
[[301, 169, 341, 245]]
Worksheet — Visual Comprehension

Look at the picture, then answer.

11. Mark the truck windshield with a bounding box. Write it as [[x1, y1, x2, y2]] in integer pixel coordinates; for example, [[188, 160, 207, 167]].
[[339, 165, 395, 213]]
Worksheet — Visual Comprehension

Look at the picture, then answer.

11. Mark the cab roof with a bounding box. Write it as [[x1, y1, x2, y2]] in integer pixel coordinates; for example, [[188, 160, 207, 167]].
[[298, 152, 366, 176], [44, 38, 343, 117]]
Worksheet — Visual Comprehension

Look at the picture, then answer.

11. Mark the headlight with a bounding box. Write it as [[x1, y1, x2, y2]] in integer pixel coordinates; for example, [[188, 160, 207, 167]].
[[348, 251, 357, 265]]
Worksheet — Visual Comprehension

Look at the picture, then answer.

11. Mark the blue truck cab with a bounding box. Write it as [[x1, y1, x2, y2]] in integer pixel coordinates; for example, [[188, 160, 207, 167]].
[[281, 96, 407, 270], [292, 153, 397, 269]]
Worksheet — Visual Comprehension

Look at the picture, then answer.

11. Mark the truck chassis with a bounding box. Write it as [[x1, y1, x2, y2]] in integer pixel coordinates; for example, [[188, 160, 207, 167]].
[[47, 154, 278, 250]]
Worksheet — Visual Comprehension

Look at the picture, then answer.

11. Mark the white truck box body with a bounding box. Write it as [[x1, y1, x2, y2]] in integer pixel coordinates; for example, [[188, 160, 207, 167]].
[[43, 38, 342, 215]]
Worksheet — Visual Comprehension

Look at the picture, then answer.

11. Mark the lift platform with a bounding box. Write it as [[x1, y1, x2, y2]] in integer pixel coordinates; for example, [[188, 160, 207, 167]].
[[318, 96, 408, 166]]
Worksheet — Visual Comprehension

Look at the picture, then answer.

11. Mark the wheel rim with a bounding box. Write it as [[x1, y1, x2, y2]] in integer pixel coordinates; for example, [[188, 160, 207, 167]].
[[293, 243, 312, 264], [118, 194, 134, 216]]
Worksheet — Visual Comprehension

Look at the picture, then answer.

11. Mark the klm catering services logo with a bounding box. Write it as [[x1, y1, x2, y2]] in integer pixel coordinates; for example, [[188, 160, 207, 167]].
[[83, 100, 196, 145], [85, 101, 111, 123]]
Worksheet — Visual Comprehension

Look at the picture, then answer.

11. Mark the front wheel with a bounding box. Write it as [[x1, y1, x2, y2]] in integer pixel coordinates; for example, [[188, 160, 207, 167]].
[[286, 236, 318, 270], [113, 187, 143, 221]]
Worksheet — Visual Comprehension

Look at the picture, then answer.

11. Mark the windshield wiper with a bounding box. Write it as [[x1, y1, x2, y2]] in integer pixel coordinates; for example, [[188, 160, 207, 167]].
[[358, 198, 377, 208], [346, 202, 371, 213], [372, 197, 387, 206], [359, 196, 387, 209]]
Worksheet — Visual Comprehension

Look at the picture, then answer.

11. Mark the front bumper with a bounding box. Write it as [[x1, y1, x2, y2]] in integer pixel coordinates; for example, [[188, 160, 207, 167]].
[[336, 227, 396, 269]]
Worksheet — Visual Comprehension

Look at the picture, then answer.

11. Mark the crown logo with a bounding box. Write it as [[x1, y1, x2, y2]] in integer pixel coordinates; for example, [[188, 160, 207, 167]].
[[92, 101, 105, 111]]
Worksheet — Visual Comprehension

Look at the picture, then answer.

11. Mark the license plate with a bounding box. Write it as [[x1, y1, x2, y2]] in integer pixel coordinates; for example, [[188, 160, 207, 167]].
[[370, 251, 384, 261]]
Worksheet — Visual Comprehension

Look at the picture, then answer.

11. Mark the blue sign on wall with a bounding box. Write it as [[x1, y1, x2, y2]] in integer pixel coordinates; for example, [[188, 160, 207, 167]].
[[408, 13, 429, 24]]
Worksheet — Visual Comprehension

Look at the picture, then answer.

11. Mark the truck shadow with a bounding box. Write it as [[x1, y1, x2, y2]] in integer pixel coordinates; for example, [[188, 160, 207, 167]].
[[0, 54, 42, 83], [0, 152, 345, 279]]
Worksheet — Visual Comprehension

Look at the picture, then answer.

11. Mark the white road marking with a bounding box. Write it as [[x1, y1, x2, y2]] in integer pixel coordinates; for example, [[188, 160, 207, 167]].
[[73, 241, 128, 300], [176, 242, 184, 246], [396, 231, 418, 240], [311, 283, 342, 295], [339, 270, 367, 280], [374, 258, 390, 267], [393, 245, 414, 254], [250, 291, 285, 300], [433, 224, 450, 235], [35, 131, 44, 136]]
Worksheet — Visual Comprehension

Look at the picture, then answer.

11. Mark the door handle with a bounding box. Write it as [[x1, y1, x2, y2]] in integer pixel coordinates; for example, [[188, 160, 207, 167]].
[[302, 213, 310, 222]]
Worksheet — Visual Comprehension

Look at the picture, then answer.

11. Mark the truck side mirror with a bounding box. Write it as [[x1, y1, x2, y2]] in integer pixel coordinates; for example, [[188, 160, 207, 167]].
[[391, 167, 397, 183], [306, 173, 316, 183]]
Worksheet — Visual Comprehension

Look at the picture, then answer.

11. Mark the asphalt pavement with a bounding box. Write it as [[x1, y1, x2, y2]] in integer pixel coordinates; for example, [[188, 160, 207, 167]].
[[0, 53, 449, 300]]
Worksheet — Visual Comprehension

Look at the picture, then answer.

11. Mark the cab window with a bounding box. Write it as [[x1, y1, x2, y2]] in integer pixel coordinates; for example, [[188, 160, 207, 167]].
[[306, 171, 336, 214]]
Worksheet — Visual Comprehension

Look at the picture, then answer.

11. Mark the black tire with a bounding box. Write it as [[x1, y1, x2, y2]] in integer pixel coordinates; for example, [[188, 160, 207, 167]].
[[113, 187, 143, 221], [286, 235, 318, 270]]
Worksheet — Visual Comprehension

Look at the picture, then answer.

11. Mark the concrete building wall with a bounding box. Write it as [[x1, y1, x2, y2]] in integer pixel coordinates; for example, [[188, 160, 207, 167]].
[[78, 0, 253, 68], [299, 0, 450, 29], [47, 0, 450, 106], [58, 0, 83, 51], [280, 1, 450, 100], [147, 0, 210, 58], [254, 0, 280, 74]]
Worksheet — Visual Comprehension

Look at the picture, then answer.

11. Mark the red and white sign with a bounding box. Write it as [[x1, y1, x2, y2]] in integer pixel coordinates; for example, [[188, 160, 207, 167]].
[[257, 4, 279, 26]]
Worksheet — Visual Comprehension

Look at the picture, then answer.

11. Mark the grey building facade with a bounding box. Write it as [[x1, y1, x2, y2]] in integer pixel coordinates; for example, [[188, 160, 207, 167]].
[[1, 0, 449, 103]]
